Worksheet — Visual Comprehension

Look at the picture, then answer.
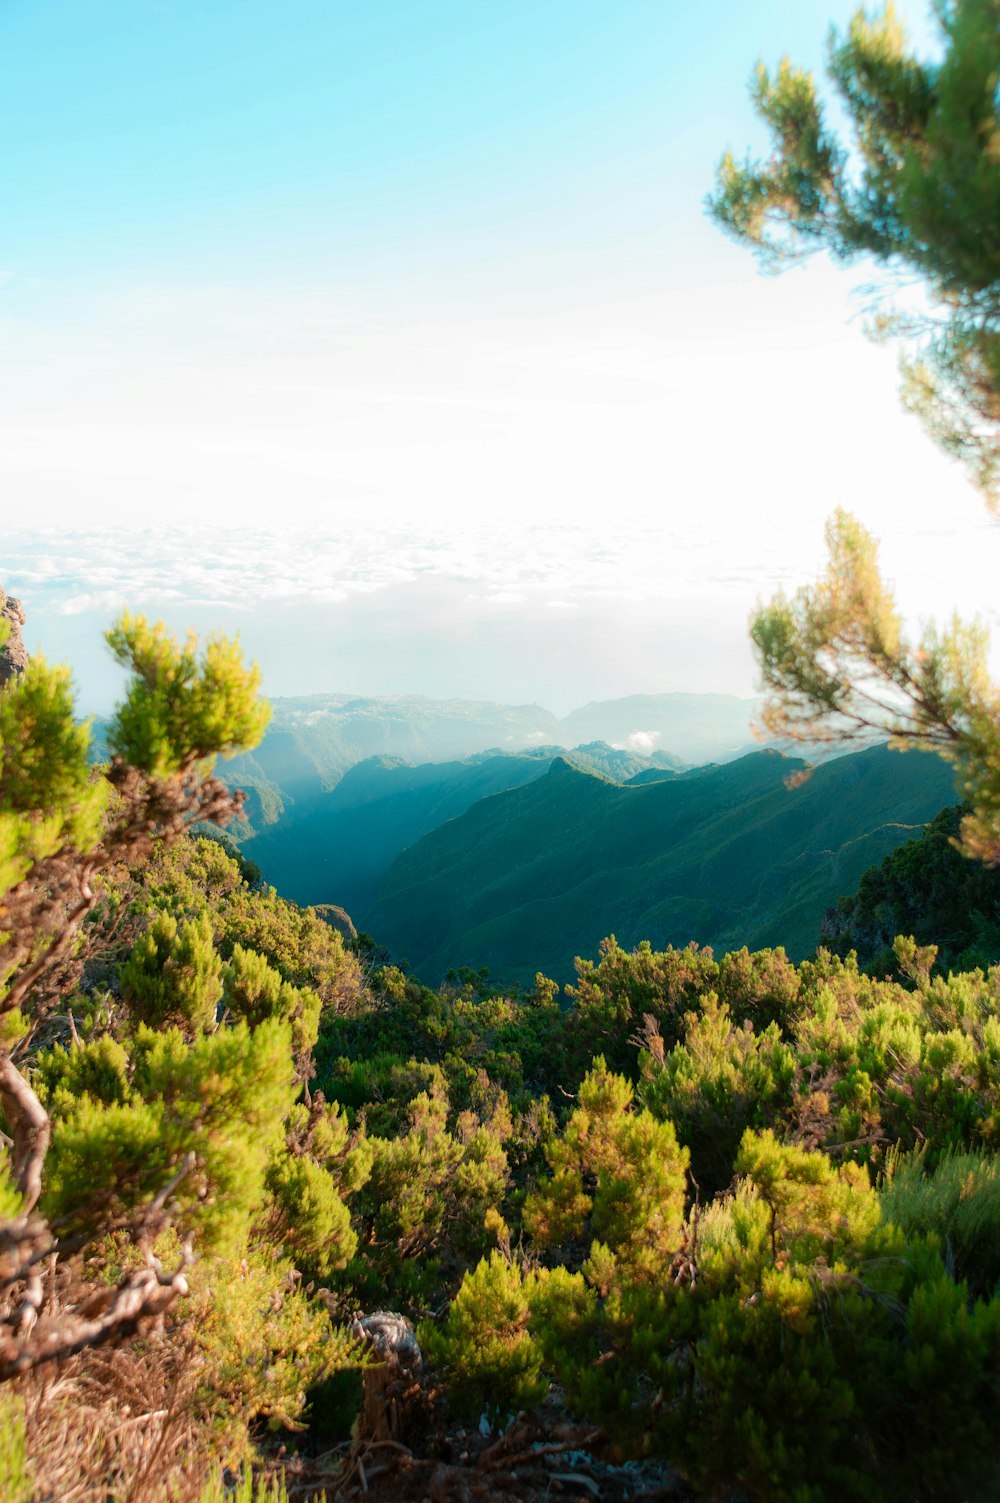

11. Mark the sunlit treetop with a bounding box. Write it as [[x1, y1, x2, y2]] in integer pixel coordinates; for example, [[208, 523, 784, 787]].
[[710, 0, 1000, 502]]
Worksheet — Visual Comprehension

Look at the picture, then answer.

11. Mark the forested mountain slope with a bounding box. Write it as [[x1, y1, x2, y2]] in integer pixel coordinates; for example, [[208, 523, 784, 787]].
[[366, 744, 955, 982], [822, 804, 1000, 975], [239, 741, 683, 913], [243, 752, 552, 913]]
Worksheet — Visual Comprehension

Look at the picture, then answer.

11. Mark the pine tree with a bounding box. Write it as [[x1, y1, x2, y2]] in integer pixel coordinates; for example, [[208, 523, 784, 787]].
[[711, 3, 1000, 862], [710, 0, 1000, 501]]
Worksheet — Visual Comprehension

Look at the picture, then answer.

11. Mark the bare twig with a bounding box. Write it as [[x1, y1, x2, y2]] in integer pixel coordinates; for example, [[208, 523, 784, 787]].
[[0, 1052, 52, 1212], [0, 1258, 192, 1380]]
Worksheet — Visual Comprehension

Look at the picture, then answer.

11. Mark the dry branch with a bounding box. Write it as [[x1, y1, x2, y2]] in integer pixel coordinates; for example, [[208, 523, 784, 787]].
[[0, 1258, 191, 1380], [0, 1053, 51, 1212]]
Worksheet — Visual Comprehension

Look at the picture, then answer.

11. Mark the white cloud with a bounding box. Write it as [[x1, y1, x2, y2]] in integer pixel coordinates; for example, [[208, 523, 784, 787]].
[[4, 270, 999, 713], [613, 730, 662, 756]]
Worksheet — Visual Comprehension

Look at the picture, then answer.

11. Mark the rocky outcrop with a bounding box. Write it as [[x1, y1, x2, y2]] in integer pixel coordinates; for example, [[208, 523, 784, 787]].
[[312, 903, 358, 942], [0, 589, 28, 686]]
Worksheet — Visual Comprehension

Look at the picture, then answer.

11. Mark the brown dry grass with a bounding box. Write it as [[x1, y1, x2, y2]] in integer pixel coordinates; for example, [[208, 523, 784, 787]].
[[12, 1333, 222, 1503]]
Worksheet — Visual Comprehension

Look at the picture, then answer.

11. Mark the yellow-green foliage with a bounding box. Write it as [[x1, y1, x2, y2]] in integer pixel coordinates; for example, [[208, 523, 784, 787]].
[[198, 1476, 303, 1503], [640, 993, 797, 1193], [225, 944, 322, 1060], [113, 836, 364, 1021], [105, 614, 270, 777], [189, 1248, 365, 1458], [565, 937, 719, 1073], [35, 1034, 131, 1111], [0, 614, 369, 1500], [0, 1006, 29, 1047], [198, 1475, 295, 1503], [1, 611, 269, 915], [43, 1019, 295, 1253], [128, 835, 253, 922], [733, 1127, 883, 1268], [881, 1144, 1000, 1293], [357, 1078, 509, 1304], [0, 1161, 23, 1219], [420, 1251, 547, 1423], [524, 1057, 688, 1281], [121, 910, 224, 1033], [631, 942, 1000, 1165], [264, 1151, 358, 1282], [683, 1175, 1000, 1503], [0, 654, 109, 900], [422, 1085, 1000, 1500], [218, 884, 361, 1011], [1, 608, 270, 1033], [0, 1391, 32, 1503]]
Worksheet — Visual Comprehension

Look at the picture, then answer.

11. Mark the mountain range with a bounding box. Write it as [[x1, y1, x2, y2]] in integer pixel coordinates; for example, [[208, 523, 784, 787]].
[[363, 743, 955, 983], [219, 689, 763, 830], [237, 740, 683, 915], [77, 652, 971, 994], [222, 696, 958, 985]]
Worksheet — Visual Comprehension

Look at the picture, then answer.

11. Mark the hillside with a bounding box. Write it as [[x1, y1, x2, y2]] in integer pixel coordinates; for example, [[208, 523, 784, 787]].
[[239, 741, 684, 913], [821, 803, 1000, 973], [365, 744, 956, 982], [243, 752, 552, 913]]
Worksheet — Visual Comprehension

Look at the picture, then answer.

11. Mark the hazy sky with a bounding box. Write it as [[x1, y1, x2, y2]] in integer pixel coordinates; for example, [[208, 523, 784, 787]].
[[2, 0, 994, 713]]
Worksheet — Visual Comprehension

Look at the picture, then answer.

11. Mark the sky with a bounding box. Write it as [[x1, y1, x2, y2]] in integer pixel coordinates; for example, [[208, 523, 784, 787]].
[[2, 0, 994, 714]]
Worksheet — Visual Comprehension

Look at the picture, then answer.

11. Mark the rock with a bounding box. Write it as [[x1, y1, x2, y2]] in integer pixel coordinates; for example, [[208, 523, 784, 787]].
[[351, 1310, 421, 1372], [312, 903, 358, 942], [350, 1311, 423, 1444], [0, 588, 28, 687]]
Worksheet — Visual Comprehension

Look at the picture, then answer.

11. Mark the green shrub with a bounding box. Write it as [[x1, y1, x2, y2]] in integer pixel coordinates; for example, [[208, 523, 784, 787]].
[[640, 994, 797, 1194], [420, 1252, 547, 1423], [524, 1057, 689, 1282], [0, 1391, 31, 1503], [881, 1144, 1000, 1294], [120, 909, 223, 1033], [43, 1019, 294, 1253]]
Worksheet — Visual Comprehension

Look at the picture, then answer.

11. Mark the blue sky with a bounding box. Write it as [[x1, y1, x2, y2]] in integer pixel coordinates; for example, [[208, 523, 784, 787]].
[[2, 0, 989, 713], [0, 0, 943, 301], [0, 1, 882, 289]]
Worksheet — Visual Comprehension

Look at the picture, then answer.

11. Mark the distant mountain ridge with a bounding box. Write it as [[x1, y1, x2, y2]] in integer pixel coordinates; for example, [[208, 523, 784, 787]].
[[559, 692, 761, 763], [218, 689, 763, 830], [238, 739, 685, 915], [214, 693, 948, 982], [364, 744, 956, 983]]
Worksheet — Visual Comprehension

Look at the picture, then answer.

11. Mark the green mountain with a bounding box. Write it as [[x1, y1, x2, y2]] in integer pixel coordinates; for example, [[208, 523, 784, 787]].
[[239, 740, 683, 914], [243, 752, 551, 913], [365, 744, 956, 984], [211, 690, 760, 833], [222, 693, 563, 815]]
